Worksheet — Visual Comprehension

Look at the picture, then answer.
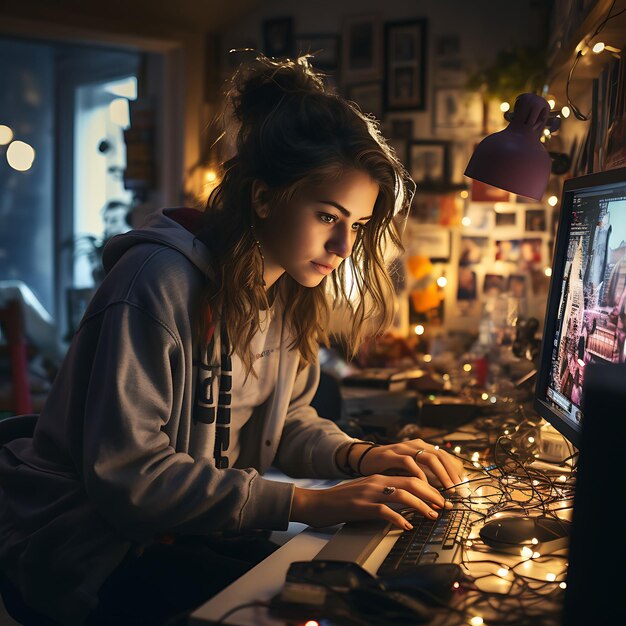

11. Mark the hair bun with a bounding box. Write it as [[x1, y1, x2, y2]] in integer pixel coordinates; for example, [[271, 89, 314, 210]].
[[228, 53, 327, 127]]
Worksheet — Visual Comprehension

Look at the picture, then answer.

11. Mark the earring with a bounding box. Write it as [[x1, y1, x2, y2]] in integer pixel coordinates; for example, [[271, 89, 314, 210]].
[[251, 225, 267, 287]]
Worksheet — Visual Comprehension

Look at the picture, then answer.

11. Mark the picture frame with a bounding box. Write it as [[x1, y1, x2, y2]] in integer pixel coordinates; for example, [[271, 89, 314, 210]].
[[295, 34, 339, 69], [408, 140, 450, 190], [433, 88, 483, 135], [347, 81, 383, 120], [341, 14, 383, 84], [263, 17, 294, 59], [434, 34, 465, 86], [385, 19, 427, 111], [405, 222, 451, 261]]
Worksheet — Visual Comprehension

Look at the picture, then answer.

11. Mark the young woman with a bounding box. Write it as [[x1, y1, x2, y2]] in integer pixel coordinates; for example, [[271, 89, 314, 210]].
[[0, 54, 462, 625]]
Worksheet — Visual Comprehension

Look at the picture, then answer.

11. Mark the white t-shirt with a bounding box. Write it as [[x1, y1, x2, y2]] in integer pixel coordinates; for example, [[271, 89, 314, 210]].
[[226, 302, 282, 465]]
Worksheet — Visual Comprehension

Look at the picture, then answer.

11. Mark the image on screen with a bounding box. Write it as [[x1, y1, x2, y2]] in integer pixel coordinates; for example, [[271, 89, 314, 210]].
[[545, 184, 626, 429]]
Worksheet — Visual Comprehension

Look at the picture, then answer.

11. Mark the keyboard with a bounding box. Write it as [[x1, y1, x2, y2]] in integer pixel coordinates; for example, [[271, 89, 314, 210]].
[[378, 507, 471, 575], [314, 506, 471, 574]]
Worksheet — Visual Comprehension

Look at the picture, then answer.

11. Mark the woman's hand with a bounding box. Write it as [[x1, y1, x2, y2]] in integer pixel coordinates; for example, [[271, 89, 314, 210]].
[[291, 474, 451, 530], [351, 439, 464, 490]]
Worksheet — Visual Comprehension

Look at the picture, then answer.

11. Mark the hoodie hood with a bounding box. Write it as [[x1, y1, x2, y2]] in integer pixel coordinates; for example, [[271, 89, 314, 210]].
[[102, 208, 214, 279]]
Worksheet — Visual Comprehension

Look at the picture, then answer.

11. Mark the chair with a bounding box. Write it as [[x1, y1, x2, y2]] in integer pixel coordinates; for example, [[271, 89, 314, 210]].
[[0, 413, 56, 625], [0, 413, 38, 447], [0, 299, 33, 416]]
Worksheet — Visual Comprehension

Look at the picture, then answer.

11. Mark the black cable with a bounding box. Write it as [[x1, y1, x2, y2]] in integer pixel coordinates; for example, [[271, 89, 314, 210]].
[[565, 0, 623, 121]]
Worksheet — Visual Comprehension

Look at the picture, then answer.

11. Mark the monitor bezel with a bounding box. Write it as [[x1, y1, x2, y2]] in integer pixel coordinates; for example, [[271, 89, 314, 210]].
[[533, 165, 626, 449]]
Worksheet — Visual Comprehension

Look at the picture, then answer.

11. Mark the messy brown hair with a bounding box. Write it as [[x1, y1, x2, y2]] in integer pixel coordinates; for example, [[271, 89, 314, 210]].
[[197, 53, 414, 375]]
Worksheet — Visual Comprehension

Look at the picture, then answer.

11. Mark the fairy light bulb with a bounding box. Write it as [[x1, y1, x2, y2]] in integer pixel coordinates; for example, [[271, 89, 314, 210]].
[[521, 546, 533, 558], [0, 124, 13, 145], [460, 190, 469, 199], [490, 396, 497, 404], [305, 621, 320, 626], [454, 446, 461, 454], [500, 101, 510, 112], [423, 353, 432, 363], [204, 169, 217, 183], [547, 98, 556, 109], [437, 275, 448, 287], [6, 140, 35, 171], [461, 216, 472, 226], [463, 363, 472, 372], [481, 393, 489, 400], [533, 551, 541, 558], [559, 475, 567, 482], [560, 582, 567, 589], [470, 617, 484, 626], [497, 566, 509, 578], [531, 537, 539, 545], [593, 42, 605, 53], [453, 581, 460, 589], [471, 452, 479, 462], [546, 573, 557, 582], [561, 106, 571, 118], [548, 195, 558, 206], [545, 267, 552, 277], [414, 324, 425, 336], [528, 436, 535, 443], [543, 127, 551, 136]]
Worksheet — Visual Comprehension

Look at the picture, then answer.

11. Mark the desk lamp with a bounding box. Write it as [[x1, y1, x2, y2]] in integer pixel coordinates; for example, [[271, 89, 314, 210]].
[[464, 93, 561, 201]]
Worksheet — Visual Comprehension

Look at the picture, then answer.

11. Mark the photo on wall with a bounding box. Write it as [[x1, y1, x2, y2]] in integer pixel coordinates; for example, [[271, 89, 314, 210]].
[[496, 239, 521, 263], [457, 266, 477, 300], [484, 273, 506, 296], [460, 236, 489, 265], [525, 208, 547, 232]]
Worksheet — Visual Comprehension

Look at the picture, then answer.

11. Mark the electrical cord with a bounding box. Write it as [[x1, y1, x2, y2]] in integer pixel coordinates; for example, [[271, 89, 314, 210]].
[[566, 0, 626, 121]]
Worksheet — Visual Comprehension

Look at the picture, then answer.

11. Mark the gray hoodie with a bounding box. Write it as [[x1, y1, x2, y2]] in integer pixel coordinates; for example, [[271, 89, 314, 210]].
[[0, 209, 352, 624]]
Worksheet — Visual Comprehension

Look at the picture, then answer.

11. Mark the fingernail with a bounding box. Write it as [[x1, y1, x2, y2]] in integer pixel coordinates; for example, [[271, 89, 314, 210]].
[[444, 500, 454, 509], [405, 522, 414, 530], [428, 510, 439, 519]]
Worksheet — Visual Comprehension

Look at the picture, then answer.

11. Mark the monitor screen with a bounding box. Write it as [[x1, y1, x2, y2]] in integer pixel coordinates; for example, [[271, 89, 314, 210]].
[[534, 166, 626, 447]]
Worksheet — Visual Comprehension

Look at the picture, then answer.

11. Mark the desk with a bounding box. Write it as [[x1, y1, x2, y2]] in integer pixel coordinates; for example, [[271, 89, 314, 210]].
[[190, 463, 573, 626]]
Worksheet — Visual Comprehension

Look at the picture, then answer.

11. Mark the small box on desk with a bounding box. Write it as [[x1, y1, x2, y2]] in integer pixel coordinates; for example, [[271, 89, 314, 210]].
[[341, 367, 426, 392], [416, 394, 478, 429]]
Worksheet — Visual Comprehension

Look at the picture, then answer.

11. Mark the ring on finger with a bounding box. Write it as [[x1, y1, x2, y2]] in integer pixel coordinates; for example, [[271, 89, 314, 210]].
[[382, 486, 396, 495], [414, 449, 425, 461]]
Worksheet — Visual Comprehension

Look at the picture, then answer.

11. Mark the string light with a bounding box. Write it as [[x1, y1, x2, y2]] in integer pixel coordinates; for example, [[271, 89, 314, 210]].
[[497, 566, 509, 578], [481, 393, 489, 400], [437, 276, 448, 287], [546, 573, 557, 582], [0, 124, 13, 145], [560, 582, 567, 589], [6, 140, 35, 171], [544, 267, 552, 277], [470, 617, 484, 626], [461, 216, 472, 226], [414, 324, 425, 336], [548, 195, 558, 206], [500, 102, 510, 112], [561, 106, 571, 118], [463, 363, 472, 372], [423, 353, 432, 363], [454, 446, 462, 453], [521, 546, 533, 558], [460, 190, 469, 199]]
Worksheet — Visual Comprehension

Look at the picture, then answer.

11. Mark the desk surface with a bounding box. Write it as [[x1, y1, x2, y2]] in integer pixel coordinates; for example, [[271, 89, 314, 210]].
[[190, 464, 573, 626]]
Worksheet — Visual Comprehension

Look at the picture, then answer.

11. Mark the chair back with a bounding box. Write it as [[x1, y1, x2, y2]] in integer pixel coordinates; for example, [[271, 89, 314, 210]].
[[0, 413, 38, 447]]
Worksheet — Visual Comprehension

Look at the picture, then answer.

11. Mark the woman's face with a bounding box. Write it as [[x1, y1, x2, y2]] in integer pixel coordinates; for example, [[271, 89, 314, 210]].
[[254, 169, 379, 288]]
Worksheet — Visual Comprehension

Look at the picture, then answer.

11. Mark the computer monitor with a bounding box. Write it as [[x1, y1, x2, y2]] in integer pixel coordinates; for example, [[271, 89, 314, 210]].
[[534, 165, 626, 448]]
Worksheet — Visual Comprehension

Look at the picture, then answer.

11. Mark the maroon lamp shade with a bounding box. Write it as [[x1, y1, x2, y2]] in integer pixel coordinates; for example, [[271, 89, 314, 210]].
[[464, 93, 559, 201]]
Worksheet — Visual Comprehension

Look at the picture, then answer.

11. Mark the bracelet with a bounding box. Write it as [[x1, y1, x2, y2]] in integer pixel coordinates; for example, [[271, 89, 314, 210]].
[[335, 440, 372, 476], [356, 443, 380, 476]]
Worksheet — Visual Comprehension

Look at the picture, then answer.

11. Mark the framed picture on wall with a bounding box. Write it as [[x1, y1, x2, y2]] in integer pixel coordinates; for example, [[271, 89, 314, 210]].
[[263, 17, 294, 59], [347, 81, 383, 119], [341, 14, 383, 83], [408, 140, 450, 189], [385, 19, 427, 110], [295, 34, 340, 69], [433, 88, 483, 135]]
